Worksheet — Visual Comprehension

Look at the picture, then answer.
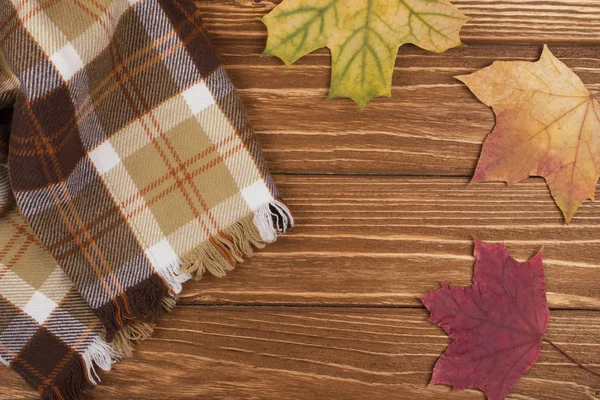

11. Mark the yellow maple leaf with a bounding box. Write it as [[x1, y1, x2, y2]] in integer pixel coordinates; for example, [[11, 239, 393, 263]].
[[261, 0, 469, 109], [458, 46, 600, 223]]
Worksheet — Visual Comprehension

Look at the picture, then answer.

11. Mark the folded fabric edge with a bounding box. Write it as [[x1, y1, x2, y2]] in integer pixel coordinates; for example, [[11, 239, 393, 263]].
[[5, 199, 292, 399], [98, 199, 293, 341], [111, 200, 293, 341], [89, 199, 291, 382]]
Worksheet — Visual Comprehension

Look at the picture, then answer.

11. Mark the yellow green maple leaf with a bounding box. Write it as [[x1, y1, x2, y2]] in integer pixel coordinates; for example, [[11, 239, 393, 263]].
[[260, 0, 470, 109], [458, 46, 600, 223]]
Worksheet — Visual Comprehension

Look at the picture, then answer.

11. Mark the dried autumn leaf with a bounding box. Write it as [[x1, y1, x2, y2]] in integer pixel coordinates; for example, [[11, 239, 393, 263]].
[[458, 46, 600, 223], [261, 0, 469, 109], [421, 239, 549, 400]]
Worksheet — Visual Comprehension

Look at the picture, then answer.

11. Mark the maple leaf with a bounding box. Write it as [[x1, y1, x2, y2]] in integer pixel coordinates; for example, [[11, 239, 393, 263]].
[[420, 239, 549, 400], [457, 46, 600, 223], [260, 0, 470, 109]]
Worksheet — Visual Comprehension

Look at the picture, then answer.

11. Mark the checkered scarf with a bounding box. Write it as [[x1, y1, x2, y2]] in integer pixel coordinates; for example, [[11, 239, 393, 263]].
[[0, 0, 292, 399]]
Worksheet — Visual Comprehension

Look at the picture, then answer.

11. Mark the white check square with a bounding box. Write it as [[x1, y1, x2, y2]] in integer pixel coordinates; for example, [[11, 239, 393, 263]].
[[145, 239, 179, 270], [242, 181, 274, 211], [182, 81, 214, 115], [89, 142, 121, 175], [50, 44, 84, 81], [24, 291, 58, 324]]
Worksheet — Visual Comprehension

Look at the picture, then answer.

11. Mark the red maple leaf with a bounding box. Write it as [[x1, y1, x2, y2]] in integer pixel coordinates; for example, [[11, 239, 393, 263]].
[[421, 239, 549, 400]]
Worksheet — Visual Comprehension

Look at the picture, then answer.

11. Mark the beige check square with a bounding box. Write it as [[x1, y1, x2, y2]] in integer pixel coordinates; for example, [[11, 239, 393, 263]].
[[0, 267, 37, 309], [0, 266, 70, 325], [195, 103, 266, 192], [0, 214, 57, 290], [40, 0, 113, 41]]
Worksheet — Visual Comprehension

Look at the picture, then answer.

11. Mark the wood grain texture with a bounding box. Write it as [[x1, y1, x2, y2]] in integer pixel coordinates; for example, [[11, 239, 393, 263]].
[[178, 176, 600, 310], [2, 1, 600, 399], [201, 0, 600, 175], [199, 0, 600, 44], [1, 307, 599, 399], [220, 41, 600, 175]]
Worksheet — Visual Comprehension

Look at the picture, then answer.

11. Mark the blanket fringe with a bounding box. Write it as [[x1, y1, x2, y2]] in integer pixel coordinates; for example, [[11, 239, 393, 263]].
[[106, 299, 175, 359], [68, 320, 157, 399], [96, 272, 171, 341], [98, 200, 292, 336], [40, 336, 112, 399], [110, 321, 155, 358], [181, 200, 293, 279], [48, 200, 292, 399], [41, 355, 94, 400], [81, 336, 114, 385]]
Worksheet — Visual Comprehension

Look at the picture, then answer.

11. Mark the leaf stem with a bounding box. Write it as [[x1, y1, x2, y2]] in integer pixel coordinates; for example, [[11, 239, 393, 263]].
[[543, 337, 600, 378]]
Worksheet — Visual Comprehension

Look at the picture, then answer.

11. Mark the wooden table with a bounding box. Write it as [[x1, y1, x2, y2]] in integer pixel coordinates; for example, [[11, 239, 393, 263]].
[[2, 1, 600, 399]]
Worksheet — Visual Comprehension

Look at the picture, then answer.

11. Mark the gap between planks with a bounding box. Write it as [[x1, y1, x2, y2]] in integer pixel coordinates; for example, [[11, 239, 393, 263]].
[[176, 303, 600, 313]]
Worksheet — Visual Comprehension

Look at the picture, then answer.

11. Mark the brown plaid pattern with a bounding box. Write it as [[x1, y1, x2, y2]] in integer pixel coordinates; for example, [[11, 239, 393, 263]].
[[0, 0, 291, 398], [0, 201, 113, 399]]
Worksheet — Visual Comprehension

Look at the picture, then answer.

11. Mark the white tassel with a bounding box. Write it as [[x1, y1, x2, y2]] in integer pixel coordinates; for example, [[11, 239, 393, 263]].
[[145, 247, 191, 295], [81, 336, 115, 385], [253, 200, 294, 242], [254, 203, 277, 242], [272, 199, 294, 232], [154, 257, 191, 295]]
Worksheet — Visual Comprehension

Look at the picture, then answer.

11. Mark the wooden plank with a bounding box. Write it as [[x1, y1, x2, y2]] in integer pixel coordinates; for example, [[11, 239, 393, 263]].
[[2, 307, 599, 399], [178, 175, 600, 310], [208, 40, 600, 175], [198, 0, 600, 44], [197, 0, 600, 176]]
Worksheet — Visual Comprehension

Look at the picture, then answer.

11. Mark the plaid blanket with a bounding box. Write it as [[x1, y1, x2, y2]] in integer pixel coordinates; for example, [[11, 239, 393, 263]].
[[0, 201, 113, 398], [0, 0, 292, 398]]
